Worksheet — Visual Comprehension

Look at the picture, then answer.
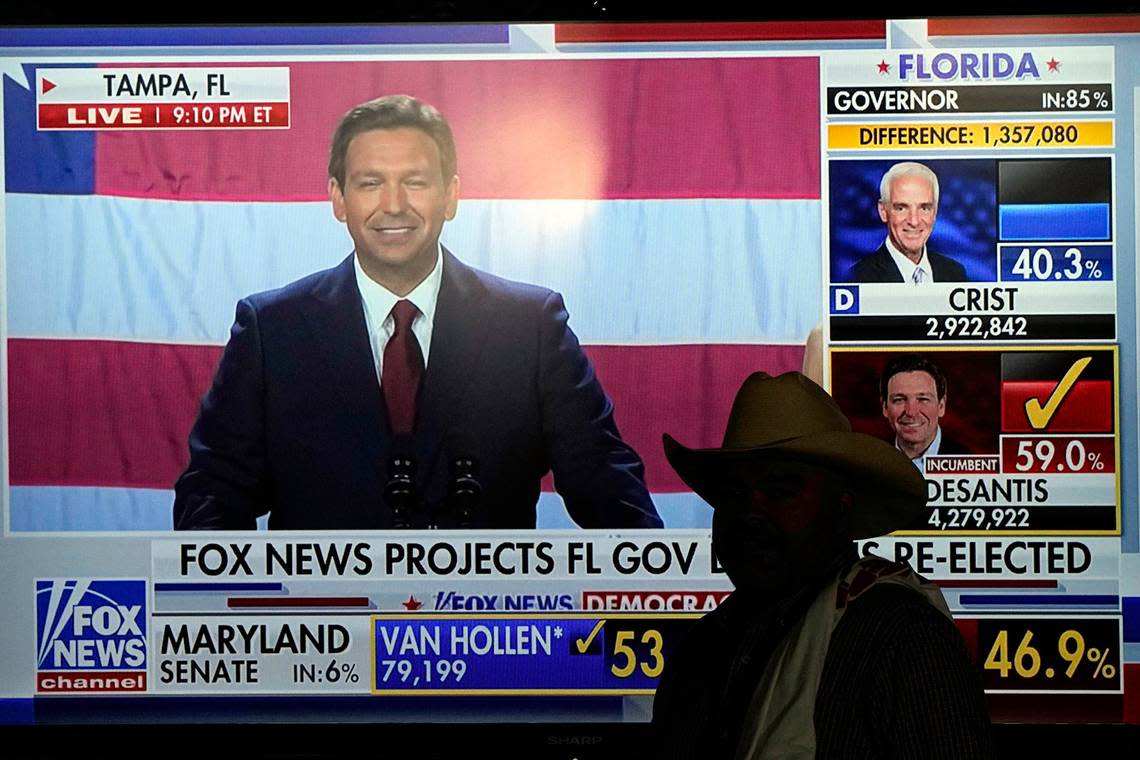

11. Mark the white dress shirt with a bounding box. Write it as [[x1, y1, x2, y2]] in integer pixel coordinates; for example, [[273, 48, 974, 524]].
[[899, 425, 943, 472], [885, 237, 934, 284], [353, 246, 443, 381]]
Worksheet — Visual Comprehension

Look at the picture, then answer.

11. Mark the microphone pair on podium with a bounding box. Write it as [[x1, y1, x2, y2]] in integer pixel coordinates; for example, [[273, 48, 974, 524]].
[[384, 432, 481, 529]]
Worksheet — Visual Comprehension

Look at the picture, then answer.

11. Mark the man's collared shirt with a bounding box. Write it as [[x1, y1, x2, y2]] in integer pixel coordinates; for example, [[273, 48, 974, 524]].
[[884, 237, 934, 284], [354, 245, 443, 381], [899, 425, 942, 471]]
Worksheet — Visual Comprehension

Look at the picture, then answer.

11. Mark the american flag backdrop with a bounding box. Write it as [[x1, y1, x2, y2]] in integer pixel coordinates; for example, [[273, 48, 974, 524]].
[[4, 56, 822, 530]]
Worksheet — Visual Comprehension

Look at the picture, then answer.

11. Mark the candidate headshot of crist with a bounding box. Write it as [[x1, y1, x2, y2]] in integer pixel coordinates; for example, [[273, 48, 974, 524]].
[[850, 161, 968, 284]]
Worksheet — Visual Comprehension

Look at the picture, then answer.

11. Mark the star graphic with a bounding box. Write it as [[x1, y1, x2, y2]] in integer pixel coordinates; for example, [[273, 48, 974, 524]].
[[1047, 58, 1060, 72], [402, 595, 423, 610], [877, 60, 891, 74]]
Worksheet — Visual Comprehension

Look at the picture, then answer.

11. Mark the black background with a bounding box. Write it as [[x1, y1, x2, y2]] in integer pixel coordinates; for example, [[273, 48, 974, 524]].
[[2, 3, 1139, 757]]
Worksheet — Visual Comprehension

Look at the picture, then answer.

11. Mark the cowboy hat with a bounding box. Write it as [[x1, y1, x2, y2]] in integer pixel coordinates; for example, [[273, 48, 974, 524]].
[[662, 371, 926, 539]]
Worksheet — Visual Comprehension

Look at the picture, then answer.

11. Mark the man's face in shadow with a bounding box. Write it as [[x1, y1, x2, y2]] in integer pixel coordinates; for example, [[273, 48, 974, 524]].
[[711, 457, 851, 595]]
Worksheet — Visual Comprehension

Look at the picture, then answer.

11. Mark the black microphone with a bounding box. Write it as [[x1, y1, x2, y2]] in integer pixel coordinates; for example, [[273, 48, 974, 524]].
[[384, 434, 417, 529], [447, 430, 481, 529]]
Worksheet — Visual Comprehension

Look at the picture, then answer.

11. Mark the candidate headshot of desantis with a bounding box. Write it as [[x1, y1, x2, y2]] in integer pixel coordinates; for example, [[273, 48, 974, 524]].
[[879, 353, 967, 469], [173, 94, 661, 531], [850, 161, 968, 284]]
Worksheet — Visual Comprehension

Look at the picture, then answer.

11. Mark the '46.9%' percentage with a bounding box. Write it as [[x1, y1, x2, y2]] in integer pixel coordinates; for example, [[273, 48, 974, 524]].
[[979, 618, 1121, 692]]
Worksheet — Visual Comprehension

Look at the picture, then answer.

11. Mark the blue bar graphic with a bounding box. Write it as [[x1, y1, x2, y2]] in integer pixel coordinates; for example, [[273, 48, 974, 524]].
[[0, 25, 509, 48], [998, 203, 1111, 241], [1124, 597, 1140, 642], [959, 594, 1118, 607], [155, 582, 285, 593]]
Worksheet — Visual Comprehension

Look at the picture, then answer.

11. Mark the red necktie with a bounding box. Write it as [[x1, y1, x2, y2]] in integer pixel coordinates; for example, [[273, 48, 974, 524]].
[[382, 300, 424, 434]]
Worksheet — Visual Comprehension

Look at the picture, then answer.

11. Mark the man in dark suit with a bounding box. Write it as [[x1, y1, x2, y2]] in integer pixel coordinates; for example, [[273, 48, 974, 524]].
[[880, 353, 967, 466], [850, 162, 967, 283], [174, 95, 661, 530]]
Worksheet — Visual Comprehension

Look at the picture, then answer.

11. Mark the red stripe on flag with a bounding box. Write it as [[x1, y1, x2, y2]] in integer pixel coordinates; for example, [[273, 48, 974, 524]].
[[8, 339, 218, 489], [94, 58, 819, 202], [8, 339, 802, 492], [586, 343, 805, 492], [930, 15, 1140, 36], [555, 21, 885, 43]]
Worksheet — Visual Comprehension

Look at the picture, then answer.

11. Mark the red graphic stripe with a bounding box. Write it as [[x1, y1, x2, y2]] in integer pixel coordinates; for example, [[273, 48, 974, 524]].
[[8, 339, 803, 493], [930, 15, 1140, 36], [1125, 663, 1140, 725], [937, 580, 1058, 588], [94, 58, 819, 202], [555, 21, 885, 43], [1000, 380, 1113, 433], [954, 617, 979, 662]]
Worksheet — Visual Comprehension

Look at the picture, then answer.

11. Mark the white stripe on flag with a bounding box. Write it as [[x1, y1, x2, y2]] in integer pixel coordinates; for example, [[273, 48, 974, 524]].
[[7, 194, 821, 344]]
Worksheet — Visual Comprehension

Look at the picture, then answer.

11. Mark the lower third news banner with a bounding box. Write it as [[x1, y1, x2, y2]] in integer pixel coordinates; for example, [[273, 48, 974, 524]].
[[141, 533, 1120, 701], [149, 534, 726, 695]]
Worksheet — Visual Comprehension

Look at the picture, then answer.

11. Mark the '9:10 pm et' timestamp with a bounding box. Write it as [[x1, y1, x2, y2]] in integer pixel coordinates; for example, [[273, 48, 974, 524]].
[[168, 104, 278, 126]]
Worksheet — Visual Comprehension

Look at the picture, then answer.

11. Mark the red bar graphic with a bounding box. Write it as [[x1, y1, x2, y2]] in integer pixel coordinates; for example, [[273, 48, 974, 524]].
[[930, 15, 1140, 36], [936, 580, 1058, 589], [555, 20, 885, 43], [1000, 380, 1112, 433]]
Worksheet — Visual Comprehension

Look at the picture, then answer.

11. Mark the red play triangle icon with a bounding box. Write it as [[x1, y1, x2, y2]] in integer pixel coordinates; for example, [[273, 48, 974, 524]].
[[41, 78, 57, 95]]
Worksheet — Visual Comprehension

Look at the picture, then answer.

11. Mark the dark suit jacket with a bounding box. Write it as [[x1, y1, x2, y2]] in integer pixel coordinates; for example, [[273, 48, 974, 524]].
[[933, 430, 967, 456], [174, 251, 661, 530], [850, 244, 968, 283]]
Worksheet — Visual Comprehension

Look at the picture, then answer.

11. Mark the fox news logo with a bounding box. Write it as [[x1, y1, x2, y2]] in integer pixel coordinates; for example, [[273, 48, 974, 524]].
[[433, 591, 574, 611], [35, 579, 147, 693]]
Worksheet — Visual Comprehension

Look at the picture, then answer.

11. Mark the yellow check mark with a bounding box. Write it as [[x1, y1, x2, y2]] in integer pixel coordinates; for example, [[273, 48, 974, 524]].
[[575, 620, 606, 653], [1024, 356, 1092, 430]]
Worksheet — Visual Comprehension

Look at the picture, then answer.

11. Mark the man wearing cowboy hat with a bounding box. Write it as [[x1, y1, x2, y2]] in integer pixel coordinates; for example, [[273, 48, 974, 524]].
[[651, 371, 991, 759]]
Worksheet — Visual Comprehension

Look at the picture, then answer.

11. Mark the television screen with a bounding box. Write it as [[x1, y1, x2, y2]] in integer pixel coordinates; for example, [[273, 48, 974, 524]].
[[1, 11, 1137, 753]]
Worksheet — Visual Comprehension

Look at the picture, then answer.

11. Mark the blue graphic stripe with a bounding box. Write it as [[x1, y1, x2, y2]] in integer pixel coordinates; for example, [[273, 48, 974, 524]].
[[958, 594, 1118, 607], [0, 26, 509, 48], [0, 699, 34, 724], [1124, 597, 1140, 642], [998, 203, 1111, 241]]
